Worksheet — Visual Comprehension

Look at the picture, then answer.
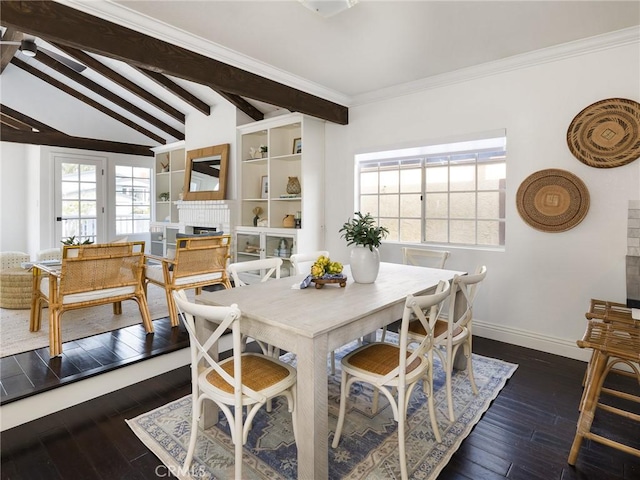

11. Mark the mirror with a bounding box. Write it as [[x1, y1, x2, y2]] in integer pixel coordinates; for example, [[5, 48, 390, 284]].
[[183, 144, 229, 201]]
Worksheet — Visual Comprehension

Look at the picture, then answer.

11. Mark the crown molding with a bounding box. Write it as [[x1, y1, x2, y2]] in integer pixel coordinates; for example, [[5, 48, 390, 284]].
[[352, 26, 639, 106], [60, 0, 351, 107]]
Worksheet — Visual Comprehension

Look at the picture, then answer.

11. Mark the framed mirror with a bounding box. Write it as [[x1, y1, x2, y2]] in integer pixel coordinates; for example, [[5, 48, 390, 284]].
[[183, 144, 229, 201]]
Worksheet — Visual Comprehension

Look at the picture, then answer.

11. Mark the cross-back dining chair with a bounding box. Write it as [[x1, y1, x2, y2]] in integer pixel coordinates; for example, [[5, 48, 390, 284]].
[[331, 280, 450, 480], [173, 290, 298, 480], [227, 257, 284, 358], [144, 235, 232, 327], [30, 241, 153, 357], [289, 250, 330, 277], [408, 265, 487, 421], [380, 247, 451, 343], [402, 247, 450, 269]]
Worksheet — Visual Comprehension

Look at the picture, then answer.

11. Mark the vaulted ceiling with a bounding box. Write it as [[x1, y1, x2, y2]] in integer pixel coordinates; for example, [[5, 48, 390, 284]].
[[1, 1, 638, 157]]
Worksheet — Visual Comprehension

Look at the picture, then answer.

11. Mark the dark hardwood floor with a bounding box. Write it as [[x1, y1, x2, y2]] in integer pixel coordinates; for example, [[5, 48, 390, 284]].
[[1, 334, 639, 479]]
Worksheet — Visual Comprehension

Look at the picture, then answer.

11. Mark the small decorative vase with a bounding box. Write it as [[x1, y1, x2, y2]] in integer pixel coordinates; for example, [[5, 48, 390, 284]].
[[349, 245, 380, 283], [283, 214, 295, 228], [286, 176, 301, 195]]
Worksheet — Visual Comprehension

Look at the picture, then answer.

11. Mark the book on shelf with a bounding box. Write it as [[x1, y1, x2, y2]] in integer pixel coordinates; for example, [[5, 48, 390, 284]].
[[279, 194, 301, 199]]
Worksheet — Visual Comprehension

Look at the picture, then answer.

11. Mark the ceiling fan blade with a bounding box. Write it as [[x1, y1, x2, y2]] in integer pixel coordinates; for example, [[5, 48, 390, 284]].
[[39, 47, 86, 73]]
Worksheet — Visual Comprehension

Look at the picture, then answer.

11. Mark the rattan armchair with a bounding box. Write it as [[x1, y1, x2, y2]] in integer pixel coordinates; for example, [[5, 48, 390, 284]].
[[144, 235, 232, 327], [30, 241, 153, 357]]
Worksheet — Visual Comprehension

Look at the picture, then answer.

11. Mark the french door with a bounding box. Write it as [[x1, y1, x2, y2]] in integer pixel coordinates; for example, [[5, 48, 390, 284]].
[[54, 155, 106, 245]]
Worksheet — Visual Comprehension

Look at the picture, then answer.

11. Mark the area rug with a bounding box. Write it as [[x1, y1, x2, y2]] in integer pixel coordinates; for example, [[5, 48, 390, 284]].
[[127, 336, 517, 479], [0, 285, 190, 358]]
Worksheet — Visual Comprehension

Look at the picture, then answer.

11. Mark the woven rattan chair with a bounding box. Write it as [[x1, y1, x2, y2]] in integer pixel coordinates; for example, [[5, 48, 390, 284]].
[[173, 290, 298, 479], [407, 265, 487, 421], [30, 242, 153, 357], [144, 235, 232, 327], [568, 313, 640, 464], [332, 280, 450, 480]]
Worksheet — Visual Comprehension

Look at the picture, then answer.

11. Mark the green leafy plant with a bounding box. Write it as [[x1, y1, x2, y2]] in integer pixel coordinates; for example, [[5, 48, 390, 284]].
[[61, 235, 93, 246], [339, 212, 389, 251]]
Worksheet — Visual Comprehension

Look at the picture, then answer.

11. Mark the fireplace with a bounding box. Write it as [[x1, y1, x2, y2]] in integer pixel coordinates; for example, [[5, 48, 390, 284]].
[[176, 200, 235, 235]]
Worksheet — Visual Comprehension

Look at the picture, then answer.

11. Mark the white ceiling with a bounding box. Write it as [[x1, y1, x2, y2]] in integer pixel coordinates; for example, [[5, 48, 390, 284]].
[[111, 0, 640, 100]]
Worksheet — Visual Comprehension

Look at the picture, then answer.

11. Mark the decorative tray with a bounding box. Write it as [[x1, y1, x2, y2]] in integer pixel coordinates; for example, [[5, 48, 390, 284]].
[[310, 275, 347, 289]]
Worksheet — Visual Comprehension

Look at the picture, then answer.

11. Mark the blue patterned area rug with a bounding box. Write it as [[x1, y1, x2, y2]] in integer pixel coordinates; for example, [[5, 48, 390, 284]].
[[127, 337, 517, 479]]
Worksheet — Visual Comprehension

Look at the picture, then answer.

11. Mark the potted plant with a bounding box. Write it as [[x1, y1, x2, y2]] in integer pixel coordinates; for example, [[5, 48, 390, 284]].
[[61, 235, 93, 246], [339, 211, 389, 283]]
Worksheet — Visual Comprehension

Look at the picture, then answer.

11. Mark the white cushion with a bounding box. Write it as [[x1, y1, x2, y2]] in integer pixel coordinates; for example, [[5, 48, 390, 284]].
[[145, 264, 222, 286], [41, 279, 135, 304]]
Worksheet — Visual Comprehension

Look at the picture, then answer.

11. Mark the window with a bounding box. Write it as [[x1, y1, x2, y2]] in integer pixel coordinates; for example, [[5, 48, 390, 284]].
[[115, 165, 151, 235], [357, 136, 506, 247]]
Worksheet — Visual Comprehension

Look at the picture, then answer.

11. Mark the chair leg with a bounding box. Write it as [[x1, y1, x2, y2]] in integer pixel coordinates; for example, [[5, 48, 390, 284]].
[[234, 403, 244, 480], [136, 293, 154, 333], [183, 394, 202, 472], [330, 351, 336, 375], [568, 352, 608, 465], [397, 389, 409, 480], [332, 372, 349, 448], [112, 301, 122, 315], [166, 288, 180, 327], [464, 340, 478, 395], [445, 348, 456, 422], [49, 308, 62, 357]]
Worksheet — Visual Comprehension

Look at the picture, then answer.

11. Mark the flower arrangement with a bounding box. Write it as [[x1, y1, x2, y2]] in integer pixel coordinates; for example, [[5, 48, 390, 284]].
[[339, 212, 389, 251], [310, 255, 343, 278]]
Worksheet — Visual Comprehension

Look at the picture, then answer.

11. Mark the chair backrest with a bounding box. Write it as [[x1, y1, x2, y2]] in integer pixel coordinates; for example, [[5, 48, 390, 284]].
[[448, 265, 487, 333], [402, 247, 450, 269], [290, 250, 330, 275], [0, 251, 29, 270], [59, 242, 146, 295], [390, 280, 450, 386], [172, 235, 231, 282], [36, 248, 62, 262], [173, 290, 266, 403], [228, 257, 283, 287]]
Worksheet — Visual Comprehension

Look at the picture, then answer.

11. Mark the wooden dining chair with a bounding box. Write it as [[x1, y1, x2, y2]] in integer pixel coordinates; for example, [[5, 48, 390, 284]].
[[408, 265, 487, 421], [332, 280, 450, 480], [289, 250, 330, 277], [173, 290, 298, 479], [144, 235, 232, 327], [380, 247, 451, 343]]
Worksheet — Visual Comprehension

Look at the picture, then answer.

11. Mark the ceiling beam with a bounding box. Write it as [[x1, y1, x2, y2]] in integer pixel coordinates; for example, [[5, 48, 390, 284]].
[[33, 49, 184, 140], [11, 57, 166, 145], [50, 42, 187, 123], [1, 127, 154, 156], [1, 113, 33, 131], [1, 1, 349, 125], [0, 27, 22, 74], [214, 89, 264, 122], [0, 104, 61, 133], [134, 67, 210, 116]]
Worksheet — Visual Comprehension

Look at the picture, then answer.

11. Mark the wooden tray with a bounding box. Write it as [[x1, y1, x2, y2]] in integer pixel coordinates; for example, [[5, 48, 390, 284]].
[[310, 276, 347, 289]]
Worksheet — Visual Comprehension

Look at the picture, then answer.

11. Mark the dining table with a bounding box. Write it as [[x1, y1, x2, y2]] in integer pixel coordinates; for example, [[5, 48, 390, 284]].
[[196, 261, 465, 479]]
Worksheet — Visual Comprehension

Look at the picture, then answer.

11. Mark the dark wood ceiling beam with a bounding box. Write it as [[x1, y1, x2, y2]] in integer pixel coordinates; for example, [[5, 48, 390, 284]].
[[0, 27, 22, 74], [11, 57, 166, 145], [1, 113, 32, 131], [33, 50, 184, 140], [0, 1, 349, 125], [134, 67, 210, 116], [1, 127, 154, 156], [50, 42, 187, 123], [214, 89, 264, 122], [0, 103, 61, 133]]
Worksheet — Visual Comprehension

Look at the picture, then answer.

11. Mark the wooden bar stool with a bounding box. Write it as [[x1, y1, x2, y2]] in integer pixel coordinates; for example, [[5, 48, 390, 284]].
[[568, 315, 640, 465]]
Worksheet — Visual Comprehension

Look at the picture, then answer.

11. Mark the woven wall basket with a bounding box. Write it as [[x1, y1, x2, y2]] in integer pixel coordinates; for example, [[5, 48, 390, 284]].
[[567, 97, 640, 168], [516, 169, 590, 233]]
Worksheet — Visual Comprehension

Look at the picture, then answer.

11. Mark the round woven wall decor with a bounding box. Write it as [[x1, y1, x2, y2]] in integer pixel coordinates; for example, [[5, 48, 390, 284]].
[[567, 97, 640, 168], [516, 169, 590, 232]]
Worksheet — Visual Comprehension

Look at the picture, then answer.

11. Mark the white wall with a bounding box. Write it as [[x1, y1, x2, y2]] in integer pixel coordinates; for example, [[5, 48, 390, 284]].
[[324, 39, 640, 360], [0, 142, 29, 252]]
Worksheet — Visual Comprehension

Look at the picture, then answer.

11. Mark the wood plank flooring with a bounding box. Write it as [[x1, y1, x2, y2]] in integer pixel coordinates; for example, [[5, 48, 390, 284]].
[[1, 335, 639, 479]]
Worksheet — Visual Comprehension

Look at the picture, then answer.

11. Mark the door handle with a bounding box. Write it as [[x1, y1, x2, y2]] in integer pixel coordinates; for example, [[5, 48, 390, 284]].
[[56, 217, 62, 222]]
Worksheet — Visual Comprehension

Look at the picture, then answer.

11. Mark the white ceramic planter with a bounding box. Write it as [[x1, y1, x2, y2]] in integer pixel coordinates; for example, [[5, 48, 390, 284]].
[[350, 245, 380, 283]]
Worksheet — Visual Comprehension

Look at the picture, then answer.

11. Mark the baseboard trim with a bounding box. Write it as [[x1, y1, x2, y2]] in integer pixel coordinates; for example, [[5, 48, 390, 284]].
[[473, 320, 591, 363]]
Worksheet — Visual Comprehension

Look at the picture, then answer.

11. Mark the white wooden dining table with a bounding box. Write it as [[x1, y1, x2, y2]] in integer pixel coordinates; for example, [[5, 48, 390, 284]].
[[196, 261, 465, 479]]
